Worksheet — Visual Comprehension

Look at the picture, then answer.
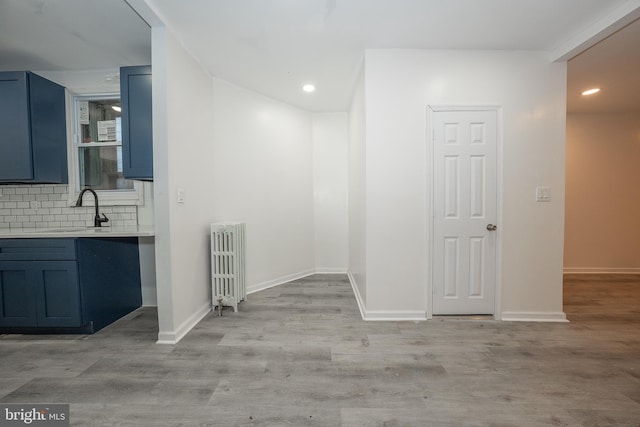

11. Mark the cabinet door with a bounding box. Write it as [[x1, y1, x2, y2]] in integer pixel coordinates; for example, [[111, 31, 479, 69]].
[[28, 72, 68, 183], [33, 261, 82, 327], [0, 72, 33, 181], [121, 65, 153, 180], [0, 262, 37, 327]]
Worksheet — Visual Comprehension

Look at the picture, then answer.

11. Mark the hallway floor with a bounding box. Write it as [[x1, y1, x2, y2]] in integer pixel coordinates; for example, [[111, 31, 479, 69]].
[[1, 274, 639, 426]]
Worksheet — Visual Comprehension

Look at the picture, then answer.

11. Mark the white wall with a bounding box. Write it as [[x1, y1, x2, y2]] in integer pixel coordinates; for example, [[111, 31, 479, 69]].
[[210, 79, 315, 291], [153, 27, 215, 343], [362, 49, 567, 320], [312, 113, 348, 272], [348, 66, 367, 305], [565, 113, 640, 273]]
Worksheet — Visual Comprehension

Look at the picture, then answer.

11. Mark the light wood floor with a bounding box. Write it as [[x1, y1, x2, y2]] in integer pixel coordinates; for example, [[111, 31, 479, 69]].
[[1, 274, 639, 426]]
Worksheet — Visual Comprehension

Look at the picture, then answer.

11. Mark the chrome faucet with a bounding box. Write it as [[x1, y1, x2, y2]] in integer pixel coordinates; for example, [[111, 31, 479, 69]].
[[74, 188, 109, 227]]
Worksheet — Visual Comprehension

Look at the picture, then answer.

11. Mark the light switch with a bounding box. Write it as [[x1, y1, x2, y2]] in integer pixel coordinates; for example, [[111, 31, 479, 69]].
[[177, 188, 185, 204], [536, 186, 550, 202]]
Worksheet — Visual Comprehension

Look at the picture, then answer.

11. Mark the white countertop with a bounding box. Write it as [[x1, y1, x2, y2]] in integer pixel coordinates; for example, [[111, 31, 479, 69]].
[[0, 225, 155, 239]]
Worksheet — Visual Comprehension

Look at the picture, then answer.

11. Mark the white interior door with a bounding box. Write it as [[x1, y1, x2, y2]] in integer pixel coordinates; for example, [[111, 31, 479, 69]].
[[432, 109, 497, 315]]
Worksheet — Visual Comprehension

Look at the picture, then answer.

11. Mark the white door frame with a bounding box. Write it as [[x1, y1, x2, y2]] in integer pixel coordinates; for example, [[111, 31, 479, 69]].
[[426, 105, 504, 320]]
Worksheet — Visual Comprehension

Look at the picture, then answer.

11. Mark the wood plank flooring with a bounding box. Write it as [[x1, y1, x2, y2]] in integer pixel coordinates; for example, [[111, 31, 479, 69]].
[[1, 273, 639, 426]]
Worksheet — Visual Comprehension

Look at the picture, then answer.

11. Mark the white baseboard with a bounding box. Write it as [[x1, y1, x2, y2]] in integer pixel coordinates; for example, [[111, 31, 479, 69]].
[[563, 267, 640, 274], [156, 301, 211, 345], [247, 269, 316, 294], [315, 267, 348, 274], [501, 311, 568, 322]]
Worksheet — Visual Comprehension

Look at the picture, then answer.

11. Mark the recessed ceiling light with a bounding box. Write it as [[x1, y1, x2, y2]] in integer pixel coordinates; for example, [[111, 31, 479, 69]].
[[581, 88, 600, 96], [302, 84, 315, 93], [112, 105, 122, 112]]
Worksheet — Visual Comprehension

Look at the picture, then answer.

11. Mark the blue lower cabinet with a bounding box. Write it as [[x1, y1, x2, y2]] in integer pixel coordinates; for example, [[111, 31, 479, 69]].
[[77, 238, 142, 332], [0, 262, 37, 327], [34, 261, 82, 327], [0, 238, 141, 332]]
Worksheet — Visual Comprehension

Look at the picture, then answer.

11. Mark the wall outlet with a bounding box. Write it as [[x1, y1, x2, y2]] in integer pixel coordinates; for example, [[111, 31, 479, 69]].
[[177, 188, 185, 204], [536, 186, 550, 202]]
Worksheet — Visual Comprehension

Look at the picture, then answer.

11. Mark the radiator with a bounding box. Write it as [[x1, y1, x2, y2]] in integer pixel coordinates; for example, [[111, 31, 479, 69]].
[[210, 222, 246, 313]]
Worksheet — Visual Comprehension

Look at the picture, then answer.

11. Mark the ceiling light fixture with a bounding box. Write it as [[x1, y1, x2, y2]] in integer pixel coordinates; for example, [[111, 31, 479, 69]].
[[112, 105, 122, 112], [302, 84, 315, 93], [581, 88, 600, 96]]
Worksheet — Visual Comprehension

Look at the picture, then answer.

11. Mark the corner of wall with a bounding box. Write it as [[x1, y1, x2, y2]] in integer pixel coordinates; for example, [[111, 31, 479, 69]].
[[156, 301, 211, 345]]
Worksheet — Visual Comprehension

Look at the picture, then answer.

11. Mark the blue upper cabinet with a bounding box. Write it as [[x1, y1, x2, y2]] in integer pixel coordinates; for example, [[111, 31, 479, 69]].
[[0, 72, 68, 184], [121, 65, 153, 180]]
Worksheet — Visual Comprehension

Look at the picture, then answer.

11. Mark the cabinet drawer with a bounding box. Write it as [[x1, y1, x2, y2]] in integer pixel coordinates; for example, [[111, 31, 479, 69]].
[[0, 239, 77, 261]]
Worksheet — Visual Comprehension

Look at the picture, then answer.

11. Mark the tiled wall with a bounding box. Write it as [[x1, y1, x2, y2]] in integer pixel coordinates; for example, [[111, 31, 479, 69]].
[[0, 184, 137, 230]]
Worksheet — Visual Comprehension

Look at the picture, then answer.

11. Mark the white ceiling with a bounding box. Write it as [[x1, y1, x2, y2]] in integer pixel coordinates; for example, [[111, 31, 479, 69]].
[[0, 0, 638, 113], [0, 0, 151, 71]]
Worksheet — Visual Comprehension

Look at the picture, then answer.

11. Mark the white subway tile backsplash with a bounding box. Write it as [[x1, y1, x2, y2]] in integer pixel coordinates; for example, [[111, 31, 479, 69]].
[[0, 184, 141, 231]]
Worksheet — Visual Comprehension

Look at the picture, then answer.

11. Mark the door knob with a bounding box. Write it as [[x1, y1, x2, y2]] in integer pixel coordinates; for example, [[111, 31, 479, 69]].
[[486, 224, 497, 231]]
